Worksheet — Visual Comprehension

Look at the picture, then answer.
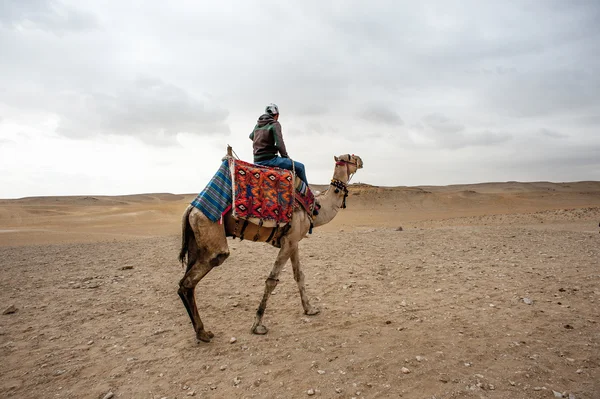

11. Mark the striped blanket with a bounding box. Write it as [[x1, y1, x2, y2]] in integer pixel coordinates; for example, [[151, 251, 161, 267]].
[[190, 160, 232, 222], [294, 178, 316, 218]]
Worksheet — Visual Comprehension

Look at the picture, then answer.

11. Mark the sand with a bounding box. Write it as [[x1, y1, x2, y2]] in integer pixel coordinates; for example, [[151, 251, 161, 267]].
[[1, 181, 599, 398]]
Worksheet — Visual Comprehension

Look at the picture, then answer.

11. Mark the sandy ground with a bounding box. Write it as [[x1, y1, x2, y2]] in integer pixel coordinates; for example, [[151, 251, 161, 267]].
[[1, 181, 599, 399]]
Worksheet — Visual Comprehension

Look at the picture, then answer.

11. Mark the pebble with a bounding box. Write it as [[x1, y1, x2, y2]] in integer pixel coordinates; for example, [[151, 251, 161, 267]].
[[553, 391, 564, 398], [2, 305, 17, 315], [416, 356, 425, 362], [335, 388, 342, 393], [576, 369, 583, 374], [233, 377, 241, 386], [187, 391, 196, 396], [401, 367, 410, 374], [102, 393, 114, 399], [317, 370, 326, 375], [522, 298, 533, 305], [307, 388, 315, 395], [229, 337, 237, 344], [220, 365, 227, 371]]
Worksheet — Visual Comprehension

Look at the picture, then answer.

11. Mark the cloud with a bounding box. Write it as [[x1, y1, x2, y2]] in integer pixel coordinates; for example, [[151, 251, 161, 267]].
[[469, 130, 512, 147], [296, 105, 329, 116], [539, 128, 568, 139], [55, 77, 230, 145], [305, 122, 325, 135], [482, 68, 599, 118], [0, 0, 99, 33], [422, 113, 465, 134], [413, 113, 511, 149], [358, 104, 404, 126]]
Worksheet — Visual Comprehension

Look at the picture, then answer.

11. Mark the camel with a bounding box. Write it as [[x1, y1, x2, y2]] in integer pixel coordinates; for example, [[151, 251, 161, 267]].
[[177, 152, 363, 342]]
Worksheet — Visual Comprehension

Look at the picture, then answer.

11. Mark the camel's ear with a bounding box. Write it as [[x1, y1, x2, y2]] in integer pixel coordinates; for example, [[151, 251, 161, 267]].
[[334, 155, 339, 162]]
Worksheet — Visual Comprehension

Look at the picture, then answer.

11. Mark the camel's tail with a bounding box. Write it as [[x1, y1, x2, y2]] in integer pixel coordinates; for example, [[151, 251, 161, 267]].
[[179, 205, 194, 267]]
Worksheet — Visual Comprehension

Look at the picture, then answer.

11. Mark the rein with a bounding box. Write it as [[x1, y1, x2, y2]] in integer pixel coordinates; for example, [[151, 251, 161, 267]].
[[335, 156, 357, 185]]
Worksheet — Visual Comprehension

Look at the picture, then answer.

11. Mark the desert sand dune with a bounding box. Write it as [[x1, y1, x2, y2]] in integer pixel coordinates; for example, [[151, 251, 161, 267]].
[[1, 181, 599, 398]]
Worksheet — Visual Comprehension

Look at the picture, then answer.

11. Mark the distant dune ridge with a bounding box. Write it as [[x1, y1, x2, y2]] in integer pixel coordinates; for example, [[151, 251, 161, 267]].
[[1, 180, 599, 246]]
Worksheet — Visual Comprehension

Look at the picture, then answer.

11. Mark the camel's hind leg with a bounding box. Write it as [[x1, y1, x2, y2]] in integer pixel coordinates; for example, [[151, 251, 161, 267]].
[[178, 261, 216, 342], [251, 242, 294, 335], [178, 207, 229, 343], [290, 245, 320, 316]]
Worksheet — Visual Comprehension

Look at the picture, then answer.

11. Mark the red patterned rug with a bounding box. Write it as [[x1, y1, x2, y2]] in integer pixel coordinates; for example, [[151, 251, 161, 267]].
[[230, 159, 295, 224]]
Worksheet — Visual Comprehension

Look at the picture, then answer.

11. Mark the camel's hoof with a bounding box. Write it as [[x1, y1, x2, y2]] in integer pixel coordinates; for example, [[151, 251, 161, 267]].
[[305, 307, 320, 316], [252, 324, 268, 335], [196, 330, 214, 343]]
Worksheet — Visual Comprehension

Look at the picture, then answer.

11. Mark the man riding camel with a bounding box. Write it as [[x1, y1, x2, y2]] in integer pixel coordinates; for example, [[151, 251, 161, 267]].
[[249, 103, 309, 185]]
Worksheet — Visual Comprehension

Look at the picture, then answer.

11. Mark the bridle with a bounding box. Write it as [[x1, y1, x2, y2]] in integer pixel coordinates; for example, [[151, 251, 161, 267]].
[[332, 154, 360, 209], [330, 177, 349, 208]]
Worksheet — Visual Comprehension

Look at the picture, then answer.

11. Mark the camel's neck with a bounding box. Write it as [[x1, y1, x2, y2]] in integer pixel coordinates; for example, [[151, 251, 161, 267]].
[[312, 165, 350, 228]]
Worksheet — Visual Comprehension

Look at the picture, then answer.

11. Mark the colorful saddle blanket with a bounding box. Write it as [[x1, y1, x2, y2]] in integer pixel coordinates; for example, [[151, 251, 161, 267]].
[[190, 158, 316, 226], [231, 158, 295, 226]]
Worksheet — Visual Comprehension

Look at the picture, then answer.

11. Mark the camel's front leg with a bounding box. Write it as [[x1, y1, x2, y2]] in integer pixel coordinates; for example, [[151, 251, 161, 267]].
[[290, 244, 320, 316], [251, 243, 293, 335]]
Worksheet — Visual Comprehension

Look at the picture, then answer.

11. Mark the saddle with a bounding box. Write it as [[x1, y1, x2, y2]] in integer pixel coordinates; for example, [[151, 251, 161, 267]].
[[190, 156, 318, 229]]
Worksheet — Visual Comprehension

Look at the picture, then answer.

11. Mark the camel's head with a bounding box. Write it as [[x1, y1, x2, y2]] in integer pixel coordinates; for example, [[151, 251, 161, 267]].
[[334, 154, 363, 175]]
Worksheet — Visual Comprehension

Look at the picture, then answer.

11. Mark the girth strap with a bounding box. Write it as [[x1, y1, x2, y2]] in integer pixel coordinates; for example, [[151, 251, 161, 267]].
[[232, 218, 240, 239], [267, 225, 279, 245], [239, 219, 249, 241], [253, 220, 263, 241]]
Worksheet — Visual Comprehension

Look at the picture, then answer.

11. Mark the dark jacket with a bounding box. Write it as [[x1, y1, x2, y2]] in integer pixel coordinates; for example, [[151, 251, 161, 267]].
[[249, 114, 289, 162]]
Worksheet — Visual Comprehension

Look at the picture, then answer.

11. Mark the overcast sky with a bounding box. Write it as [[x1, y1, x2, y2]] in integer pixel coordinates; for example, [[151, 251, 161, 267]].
[[1, 0, 599, 198]]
